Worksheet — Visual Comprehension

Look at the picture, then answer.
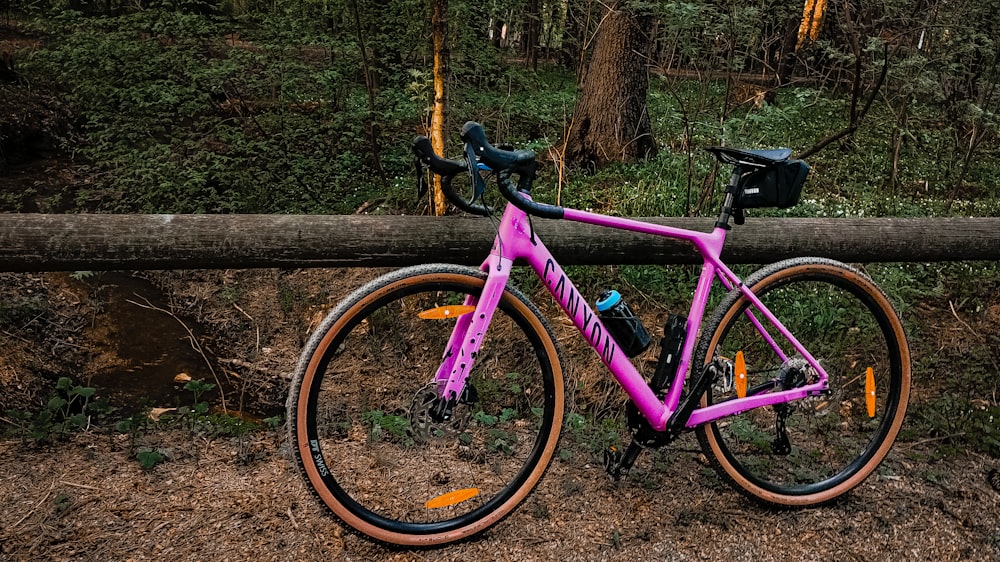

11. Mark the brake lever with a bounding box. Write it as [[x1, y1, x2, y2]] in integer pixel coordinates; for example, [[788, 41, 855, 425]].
[[414, 155, 428, 199], [464, 142, 487, 205]]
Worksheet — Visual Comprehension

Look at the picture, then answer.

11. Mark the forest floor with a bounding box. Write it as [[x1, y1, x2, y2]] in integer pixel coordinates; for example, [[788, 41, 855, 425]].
[[0, 268, 997, 561]]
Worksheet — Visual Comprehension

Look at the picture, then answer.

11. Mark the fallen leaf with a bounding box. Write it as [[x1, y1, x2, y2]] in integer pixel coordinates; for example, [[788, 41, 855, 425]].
[[148, 407, 177, 421]]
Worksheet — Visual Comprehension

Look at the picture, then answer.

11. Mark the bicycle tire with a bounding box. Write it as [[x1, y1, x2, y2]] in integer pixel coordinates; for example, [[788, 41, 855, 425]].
[[694, 258, 910, 506], [288, 264, 564, 546]]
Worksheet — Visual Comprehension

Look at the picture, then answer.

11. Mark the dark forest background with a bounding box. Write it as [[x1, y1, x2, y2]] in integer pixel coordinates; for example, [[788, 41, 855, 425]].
[[1, 1, 998, 458], [1, 0, 998, 218]]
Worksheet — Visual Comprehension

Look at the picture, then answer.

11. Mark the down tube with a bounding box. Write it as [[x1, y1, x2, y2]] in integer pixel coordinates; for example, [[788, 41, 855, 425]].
[[524, 249, 669, 431]]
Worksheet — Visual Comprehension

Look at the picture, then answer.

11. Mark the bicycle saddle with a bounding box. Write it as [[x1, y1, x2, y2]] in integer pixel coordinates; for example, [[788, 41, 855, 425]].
[[707, 146, 792, 167]]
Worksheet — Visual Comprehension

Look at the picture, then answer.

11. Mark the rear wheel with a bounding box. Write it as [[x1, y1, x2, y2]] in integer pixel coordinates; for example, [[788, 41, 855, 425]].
[[288, 264, 564, 545], [695, 258, 910, 506]]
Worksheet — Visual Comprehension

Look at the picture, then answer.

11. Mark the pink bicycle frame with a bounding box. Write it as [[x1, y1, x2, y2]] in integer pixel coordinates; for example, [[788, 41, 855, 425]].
[[434, 201, 830, 432]]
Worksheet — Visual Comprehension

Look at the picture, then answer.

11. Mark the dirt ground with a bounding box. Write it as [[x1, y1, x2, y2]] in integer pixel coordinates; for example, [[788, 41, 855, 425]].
[[0, 267, 997, 561], [0, 425, 997, 561]]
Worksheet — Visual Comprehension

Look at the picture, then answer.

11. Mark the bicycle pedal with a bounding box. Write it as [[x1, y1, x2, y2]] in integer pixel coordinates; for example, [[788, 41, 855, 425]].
[[603, 441, 643, 481], [603, 446, 623, 479]]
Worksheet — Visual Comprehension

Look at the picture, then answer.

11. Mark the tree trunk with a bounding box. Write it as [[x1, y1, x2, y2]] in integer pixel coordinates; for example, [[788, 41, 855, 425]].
[[796, 0, 829, 50], [775, 14, 800, 87], [563, 3, 656, 169], [350, 0, 390, 191], [522, 0, 540, 70], [559, 0, 587, 73], [430, 0, 449, 215]]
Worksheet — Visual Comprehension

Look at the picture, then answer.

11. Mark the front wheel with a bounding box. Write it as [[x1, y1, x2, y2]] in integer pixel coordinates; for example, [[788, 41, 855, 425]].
[[695, 258, 910, 506], [287, 264, 564, 546]]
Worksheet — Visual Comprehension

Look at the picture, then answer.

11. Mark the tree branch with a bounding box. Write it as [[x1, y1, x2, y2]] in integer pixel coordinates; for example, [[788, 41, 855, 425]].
[[797, 44, 891, 160]]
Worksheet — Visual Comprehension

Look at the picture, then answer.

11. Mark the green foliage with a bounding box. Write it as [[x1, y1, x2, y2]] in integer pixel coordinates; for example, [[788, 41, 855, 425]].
[[619, 265, 699, 312], [278, 284, 296, 315], [183, 378, 214, 408], [13, 0, 1000, 218], [485, 427, 516, 455], [136, 448, 168, 470], [53, 492, 72, 513], [362, 409, 413, 444], [115, 411, 154, 438], [561, 411, 623, 455], [173, 379, 262, 437], [262, 414, 284, 429], [0, 295, 47, 330], [69, 270, 98, 281], [108, 378, 272, 470], [4, 377, 103, 443], [7, 0, 1000, 470], [22, 8, 414, 215], [903, 395, 1000, 458]]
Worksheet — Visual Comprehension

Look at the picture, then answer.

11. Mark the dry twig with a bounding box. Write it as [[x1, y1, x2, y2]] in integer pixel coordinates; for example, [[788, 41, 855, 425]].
[[126, 295, 228, 413]]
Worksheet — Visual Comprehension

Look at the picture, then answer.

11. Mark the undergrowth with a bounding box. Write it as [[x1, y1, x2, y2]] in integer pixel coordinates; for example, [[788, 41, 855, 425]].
[[2, 376, 283, 470]]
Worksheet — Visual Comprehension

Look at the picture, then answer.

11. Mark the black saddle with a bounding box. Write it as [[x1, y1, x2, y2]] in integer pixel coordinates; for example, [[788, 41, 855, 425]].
[[707, 146, 792, 168]]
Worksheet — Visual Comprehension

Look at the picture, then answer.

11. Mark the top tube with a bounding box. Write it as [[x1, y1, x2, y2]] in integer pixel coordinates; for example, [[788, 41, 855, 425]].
[[561, 208, 729, 258]]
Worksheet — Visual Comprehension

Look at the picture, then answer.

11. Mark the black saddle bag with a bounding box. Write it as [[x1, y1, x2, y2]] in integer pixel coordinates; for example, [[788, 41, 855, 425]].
[[736, 160, 810, 209]]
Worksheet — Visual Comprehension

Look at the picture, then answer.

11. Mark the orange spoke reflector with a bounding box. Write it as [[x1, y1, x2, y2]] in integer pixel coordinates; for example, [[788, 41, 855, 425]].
[[735, 351, 747, 399], [865, 366, 876, 418], [417, 305, 476, 320], [425, 488, 480, 509]]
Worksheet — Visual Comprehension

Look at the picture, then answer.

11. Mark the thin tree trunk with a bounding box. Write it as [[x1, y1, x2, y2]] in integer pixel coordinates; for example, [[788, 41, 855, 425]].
[[883, 95, 909, 213], [798, 45, 891, 160], [775, 14, 799, 86], [430, 0, 449, 215], [522, 0, 540, 70], [349, 0, 390, 191]]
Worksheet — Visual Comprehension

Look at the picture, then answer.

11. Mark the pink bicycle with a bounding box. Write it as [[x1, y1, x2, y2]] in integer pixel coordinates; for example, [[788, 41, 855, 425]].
[[288, 122, 911, 546]]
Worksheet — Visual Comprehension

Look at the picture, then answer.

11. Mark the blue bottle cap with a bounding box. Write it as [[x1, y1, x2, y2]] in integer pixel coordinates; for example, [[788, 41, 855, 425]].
[[596, 290, 621, 312]]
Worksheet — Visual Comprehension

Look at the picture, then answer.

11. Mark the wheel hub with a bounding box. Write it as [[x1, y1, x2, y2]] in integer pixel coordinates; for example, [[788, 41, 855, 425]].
[[409, 382, 477, 442]]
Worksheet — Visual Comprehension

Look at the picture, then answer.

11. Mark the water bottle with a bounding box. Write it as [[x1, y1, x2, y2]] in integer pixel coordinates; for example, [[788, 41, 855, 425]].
[[596, 290, 651, 357]]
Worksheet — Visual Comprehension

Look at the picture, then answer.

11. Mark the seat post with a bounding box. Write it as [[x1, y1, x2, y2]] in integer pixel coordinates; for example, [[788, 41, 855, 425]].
[[715, 169, 742, 229]]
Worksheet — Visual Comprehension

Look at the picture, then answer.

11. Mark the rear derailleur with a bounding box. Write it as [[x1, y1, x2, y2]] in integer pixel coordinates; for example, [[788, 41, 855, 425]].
[[771, 356, 821, 455]]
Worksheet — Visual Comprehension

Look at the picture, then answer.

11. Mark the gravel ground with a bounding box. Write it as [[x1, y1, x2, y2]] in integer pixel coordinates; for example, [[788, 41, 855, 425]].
[[1, 428, 997, 561]]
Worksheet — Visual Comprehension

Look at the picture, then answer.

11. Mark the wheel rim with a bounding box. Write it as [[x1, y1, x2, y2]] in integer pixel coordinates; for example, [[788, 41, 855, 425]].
[[295, 273, 562, 541], [701, 265, 908, 501]]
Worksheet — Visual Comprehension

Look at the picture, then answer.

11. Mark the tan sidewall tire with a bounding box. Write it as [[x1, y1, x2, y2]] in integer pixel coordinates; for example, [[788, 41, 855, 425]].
[[696, 260, 911, 506], [290, 268, 564, 545]]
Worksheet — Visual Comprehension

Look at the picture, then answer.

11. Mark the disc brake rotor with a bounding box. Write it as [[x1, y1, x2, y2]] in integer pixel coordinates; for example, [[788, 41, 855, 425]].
[[409, 382, 475, 443]]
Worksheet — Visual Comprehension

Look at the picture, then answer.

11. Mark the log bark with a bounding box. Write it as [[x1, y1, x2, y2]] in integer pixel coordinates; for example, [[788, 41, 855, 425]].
[[0, 215, 995, 272]]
